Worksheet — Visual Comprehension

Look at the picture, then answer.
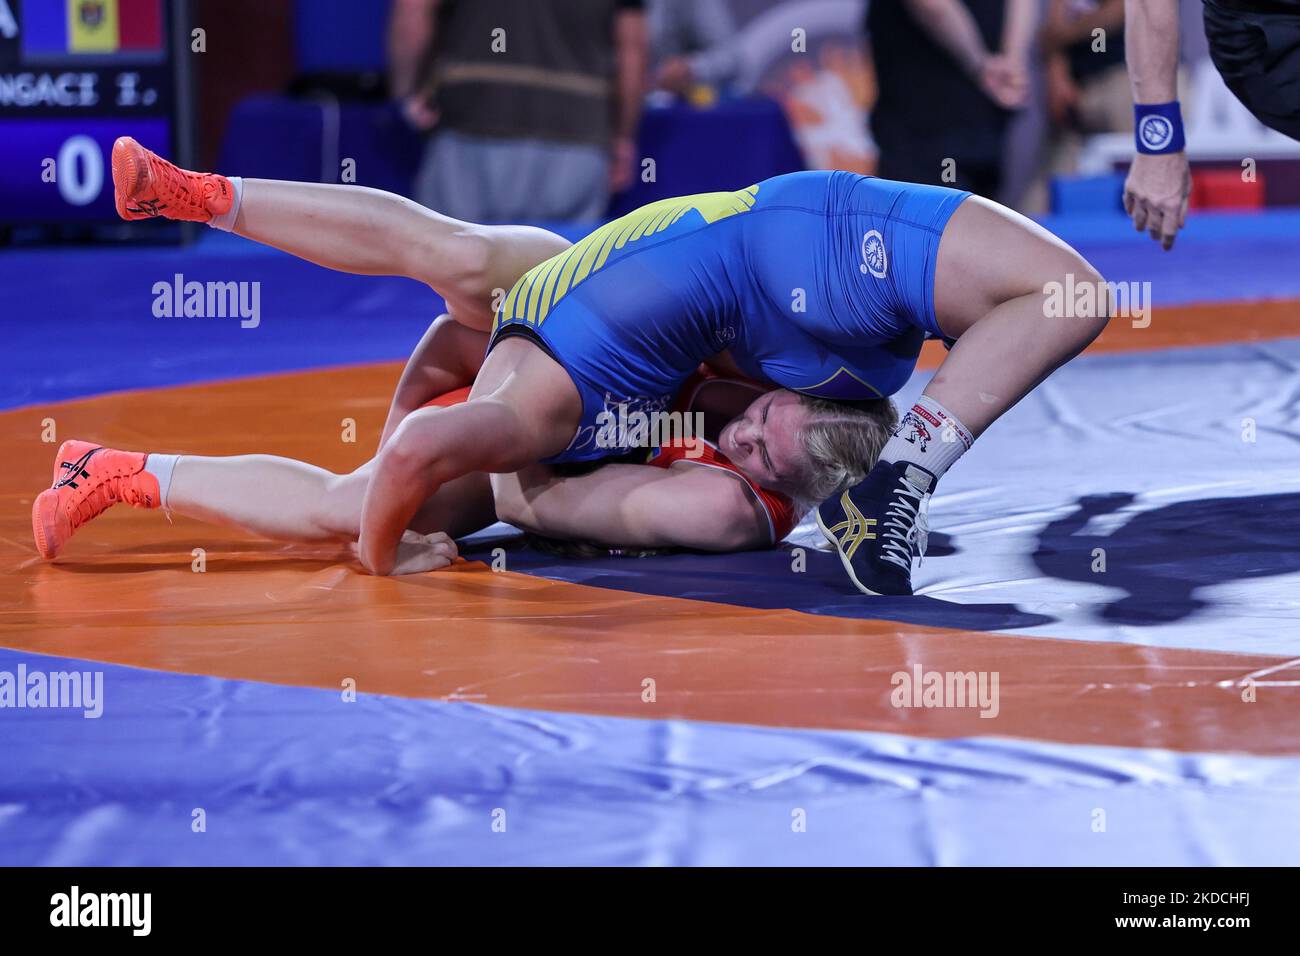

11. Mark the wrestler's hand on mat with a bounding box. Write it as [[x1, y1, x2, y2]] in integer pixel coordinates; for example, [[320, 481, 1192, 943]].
[[351, 530, 457, 574], [1124, 152, 1190, 251]]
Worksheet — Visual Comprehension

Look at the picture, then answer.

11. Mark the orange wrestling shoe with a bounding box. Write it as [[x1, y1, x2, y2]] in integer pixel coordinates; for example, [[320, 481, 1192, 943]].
[[32, 441, 161, 560], [111, 135, 234, 223]]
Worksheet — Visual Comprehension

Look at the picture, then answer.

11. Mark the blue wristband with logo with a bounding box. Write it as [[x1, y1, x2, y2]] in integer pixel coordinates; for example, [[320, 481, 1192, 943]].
[[1134, 101, 1185, 154]]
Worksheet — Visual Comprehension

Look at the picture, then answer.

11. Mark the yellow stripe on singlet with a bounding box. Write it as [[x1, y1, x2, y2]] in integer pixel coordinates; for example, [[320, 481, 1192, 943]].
[[493, 185, 761, 331]]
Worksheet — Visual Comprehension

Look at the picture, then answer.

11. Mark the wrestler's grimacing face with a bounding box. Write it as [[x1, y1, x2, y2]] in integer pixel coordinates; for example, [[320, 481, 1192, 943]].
[[718, 390, 810, 495]]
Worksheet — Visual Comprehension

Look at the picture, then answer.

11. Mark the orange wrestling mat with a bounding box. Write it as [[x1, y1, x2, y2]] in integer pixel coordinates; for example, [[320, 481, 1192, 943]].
[[3, 357, 1298, 756], [916, 296, 1300, 368]]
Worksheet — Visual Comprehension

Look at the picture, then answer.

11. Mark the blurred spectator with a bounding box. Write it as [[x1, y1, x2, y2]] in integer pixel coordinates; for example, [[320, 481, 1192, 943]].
[[1020, 1, 1127, 209], [866, 0, 1035, 198], [1043, 1, 1126, 129], [389, 0, 648, 223], [648, 0, 743, 100]]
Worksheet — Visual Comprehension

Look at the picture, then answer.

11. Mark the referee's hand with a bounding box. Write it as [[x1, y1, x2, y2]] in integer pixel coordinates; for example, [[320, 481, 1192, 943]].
[[1123, 152, 1191, 251]]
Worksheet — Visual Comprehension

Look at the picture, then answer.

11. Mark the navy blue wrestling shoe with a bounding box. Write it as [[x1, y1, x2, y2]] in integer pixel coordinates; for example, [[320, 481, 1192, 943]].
[[815, 459, 935, 596]]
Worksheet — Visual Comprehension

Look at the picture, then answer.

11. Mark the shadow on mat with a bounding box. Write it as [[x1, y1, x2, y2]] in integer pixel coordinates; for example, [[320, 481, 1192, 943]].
[[465, 534, 1057, 632], [1032, 491, 1300, 625]]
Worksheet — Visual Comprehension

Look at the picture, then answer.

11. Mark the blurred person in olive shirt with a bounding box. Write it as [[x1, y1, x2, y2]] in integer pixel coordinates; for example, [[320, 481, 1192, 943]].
[[390, 0, 648, 223]]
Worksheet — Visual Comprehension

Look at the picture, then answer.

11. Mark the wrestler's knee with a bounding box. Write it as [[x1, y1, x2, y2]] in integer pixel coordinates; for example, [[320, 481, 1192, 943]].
[[1048, 256, 1112, 346], [408, 225, 493, 303]]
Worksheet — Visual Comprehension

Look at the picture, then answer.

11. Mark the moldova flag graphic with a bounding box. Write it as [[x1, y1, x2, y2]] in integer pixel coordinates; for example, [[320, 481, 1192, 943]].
[[22, 0, 163, 56]]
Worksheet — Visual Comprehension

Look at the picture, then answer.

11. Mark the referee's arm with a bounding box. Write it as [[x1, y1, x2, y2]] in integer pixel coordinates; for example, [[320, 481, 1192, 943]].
[[1126, 0, 1180, 103], [1122, 0, 1190, 250]]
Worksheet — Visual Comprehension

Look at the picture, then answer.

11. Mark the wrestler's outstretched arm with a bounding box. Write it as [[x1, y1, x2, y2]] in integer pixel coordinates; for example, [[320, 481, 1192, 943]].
[[493, 463, 771, 552]]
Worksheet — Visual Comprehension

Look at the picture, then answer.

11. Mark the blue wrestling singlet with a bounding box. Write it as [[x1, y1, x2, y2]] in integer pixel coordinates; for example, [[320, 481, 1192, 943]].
[[489, 170, 970, 463]]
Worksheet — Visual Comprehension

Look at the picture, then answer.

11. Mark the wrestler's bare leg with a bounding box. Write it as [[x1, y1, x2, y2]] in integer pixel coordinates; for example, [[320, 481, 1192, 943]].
[[160, 336, 580, 576], [231, 179, 570, 328], [165, 455, 496, 544], [226, 180, 572, 442], [378, 315, 489, 448], [928, 196, 1110, 436]]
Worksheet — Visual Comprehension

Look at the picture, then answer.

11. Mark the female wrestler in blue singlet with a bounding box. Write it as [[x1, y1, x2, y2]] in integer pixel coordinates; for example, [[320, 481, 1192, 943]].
[[349, 169, 1106, 593], [489, 171, 966, 463], [471, 169, 1108, 596], [111, 145, 1110, 595]]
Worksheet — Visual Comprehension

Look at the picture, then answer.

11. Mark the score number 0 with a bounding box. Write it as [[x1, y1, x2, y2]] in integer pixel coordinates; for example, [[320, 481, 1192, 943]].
[[50, 135, 106, 207]]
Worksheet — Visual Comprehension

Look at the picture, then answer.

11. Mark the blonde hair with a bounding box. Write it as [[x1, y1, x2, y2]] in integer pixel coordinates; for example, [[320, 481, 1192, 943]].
[[526, 394, 898, 557], [790, 395, 898, 510]]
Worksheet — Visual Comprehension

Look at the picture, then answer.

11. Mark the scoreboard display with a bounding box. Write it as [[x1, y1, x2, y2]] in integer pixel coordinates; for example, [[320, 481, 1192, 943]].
[[0, 0, 192, 226]]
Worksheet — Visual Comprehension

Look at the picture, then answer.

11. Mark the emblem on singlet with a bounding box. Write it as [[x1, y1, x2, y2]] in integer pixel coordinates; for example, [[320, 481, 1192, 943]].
[[860, 229, 887, 279]]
